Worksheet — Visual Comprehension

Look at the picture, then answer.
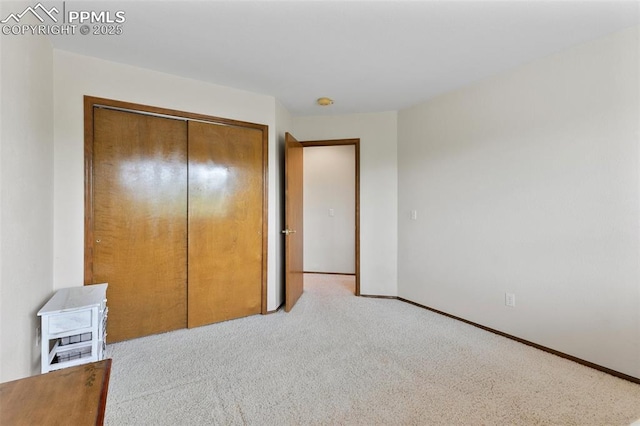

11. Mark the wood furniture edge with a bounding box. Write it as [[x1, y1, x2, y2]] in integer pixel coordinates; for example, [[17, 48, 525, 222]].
[[0, 358, 112, 425], [96, 358, 113, 425]]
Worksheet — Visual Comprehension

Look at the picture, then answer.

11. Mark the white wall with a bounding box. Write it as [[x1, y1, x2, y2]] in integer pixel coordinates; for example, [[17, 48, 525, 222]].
[[398, 27, 640, 378], [293, 112, 398, 296], [0, 15, 54, 380], [303, 145, 356, 274], [52, 50, 281, 311]]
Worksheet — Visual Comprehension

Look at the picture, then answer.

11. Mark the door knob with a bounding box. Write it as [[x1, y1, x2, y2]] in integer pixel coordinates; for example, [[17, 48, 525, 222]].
[[282, 229, 296, 235]]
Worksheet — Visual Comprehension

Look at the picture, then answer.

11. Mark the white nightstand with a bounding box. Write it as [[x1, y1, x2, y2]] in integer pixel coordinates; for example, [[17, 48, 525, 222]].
[[37, 283, 108, 373]]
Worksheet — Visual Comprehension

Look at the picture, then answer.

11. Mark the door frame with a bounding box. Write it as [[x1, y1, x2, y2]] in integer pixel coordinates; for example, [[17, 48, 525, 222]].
[[300, 138, 360, 296], [83, 96, 270, 314]]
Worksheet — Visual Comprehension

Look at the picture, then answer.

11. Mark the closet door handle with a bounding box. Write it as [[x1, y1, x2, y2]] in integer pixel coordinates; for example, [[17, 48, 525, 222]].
[[282, 229, 296, 235]]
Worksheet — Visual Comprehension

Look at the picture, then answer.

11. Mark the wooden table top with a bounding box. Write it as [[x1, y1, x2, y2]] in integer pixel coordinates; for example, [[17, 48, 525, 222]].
[[0, 359, 112, 426]]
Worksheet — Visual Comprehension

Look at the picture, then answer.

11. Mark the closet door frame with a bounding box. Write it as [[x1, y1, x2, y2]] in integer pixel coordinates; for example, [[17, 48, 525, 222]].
[[84, 95, 269, 315]]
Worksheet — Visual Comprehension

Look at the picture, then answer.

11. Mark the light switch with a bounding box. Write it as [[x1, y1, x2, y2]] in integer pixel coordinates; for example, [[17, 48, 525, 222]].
[[411, 210, 418, 220]]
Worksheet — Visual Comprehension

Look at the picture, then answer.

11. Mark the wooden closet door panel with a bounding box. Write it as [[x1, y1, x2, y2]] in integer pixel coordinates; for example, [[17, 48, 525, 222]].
[[93, 108, 188, 342], [188, 121, 263, 328]]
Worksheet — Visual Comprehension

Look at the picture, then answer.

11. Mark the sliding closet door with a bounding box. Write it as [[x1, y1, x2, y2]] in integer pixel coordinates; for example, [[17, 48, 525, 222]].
[[188, 121, 263, 328], [92, 108, 188, 342]]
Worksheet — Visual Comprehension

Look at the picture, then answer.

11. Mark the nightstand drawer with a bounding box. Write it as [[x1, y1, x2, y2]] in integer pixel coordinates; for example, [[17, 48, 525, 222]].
[[49, 310, 93, 334]]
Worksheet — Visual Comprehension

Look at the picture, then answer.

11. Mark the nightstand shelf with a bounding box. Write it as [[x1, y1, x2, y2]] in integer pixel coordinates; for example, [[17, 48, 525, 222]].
[[38, 284, 108, 373]]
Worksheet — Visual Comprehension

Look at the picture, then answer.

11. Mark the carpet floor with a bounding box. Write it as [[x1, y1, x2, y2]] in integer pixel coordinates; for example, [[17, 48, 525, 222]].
[[104, 274, 640, 425]]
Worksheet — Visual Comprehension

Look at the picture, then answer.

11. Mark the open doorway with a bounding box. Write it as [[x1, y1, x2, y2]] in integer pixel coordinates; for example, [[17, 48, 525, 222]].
[[301, 139, 360, 295]]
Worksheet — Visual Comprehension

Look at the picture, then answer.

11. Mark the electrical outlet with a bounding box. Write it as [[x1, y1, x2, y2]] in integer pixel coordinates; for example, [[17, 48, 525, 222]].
[[505, 293, 516, 307]]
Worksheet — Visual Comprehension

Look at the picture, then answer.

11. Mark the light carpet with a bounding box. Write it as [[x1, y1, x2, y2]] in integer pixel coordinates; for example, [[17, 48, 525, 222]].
[[105, 274, 640, 425]]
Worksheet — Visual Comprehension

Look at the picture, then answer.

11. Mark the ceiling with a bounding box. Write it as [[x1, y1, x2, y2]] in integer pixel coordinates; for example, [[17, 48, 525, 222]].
[[48, 1, 639, 116]]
